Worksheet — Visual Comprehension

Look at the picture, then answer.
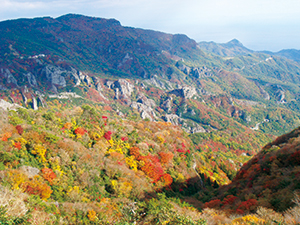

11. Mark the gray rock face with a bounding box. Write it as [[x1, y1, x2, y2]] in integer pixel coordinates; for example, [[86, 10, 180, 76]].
[[161, 96, 173, 112], [49, 92, 82, 99], [131, 101, 157, 121], [189, 124, 206, 133], [24, 72, 37, 87], [43, 65, 67, 87], [276, 89, 286, 104], [162, 114, 182, 126], [115, 88, 120, 100], [42, 65, 90, 90], [106, 79, 134, 102], [32, 96, 38, 111], [176, 62, 213, 78], [162, 114, 206, 134], [190, 66, 213, 78], [169, 86, 197, 99], [19, 166, 40, 178], [267, 84, 286, 103], [176, 63, 191, 75], [72, 70, 83, 86], [144, 75, 173, 90], [136, 93, 156, 108], [114, 79, 134, 97], [38, 95, 46, 108], [92, 77, 103, 92], [1, 68, 19, 87], [0, 99, 24, 111]]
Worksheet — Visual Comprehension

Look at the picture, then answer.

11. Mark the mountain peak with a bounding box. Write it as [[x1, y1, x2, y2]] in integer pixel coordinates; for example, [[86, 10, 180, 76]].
[[226, 39, 244, 47], [198, 39, 252, 57]]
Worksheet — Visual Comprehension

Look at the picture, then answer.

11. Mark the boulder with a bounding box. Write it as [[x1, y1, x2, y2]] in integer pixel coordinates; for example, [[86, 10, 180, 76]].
[[161, 96, 173, 112], [131, 101, 156, 121], [168, 86, 197, 99], [162, 114, 206, 134], [19, 166, 40, 178], [0, 99, 24, 111], [136, 93, 156, 108]]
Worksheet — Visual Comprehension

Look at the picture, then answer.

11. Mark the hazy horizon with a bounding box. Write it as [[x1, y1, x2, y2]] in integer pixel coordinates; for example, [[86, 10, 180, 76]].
[[1, 0, 299, 52]]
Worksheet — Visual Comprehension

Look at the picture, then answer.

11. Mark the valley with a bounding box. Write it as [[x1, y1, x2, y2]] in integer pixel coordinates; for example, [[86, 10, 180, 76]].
[[0, 14, 300, 224]]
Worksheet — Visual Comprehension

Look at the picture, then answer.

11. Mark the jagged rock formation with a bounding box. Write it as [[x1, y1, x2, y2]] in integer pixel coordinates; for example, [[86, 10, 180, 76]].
[[162, 114, 206, 133], [190, 66, 214, 78], [32, 95, 38, 110], [136, 93, 156, 108], [168, 86, 197, 99], [0, 68, 19, 87], [144, 75, 173, 90], [0, 99, 24, 111], [175, 62, 214, 78], [161, 96, 173, 112], [106, 79, 134, 103], [24, 72, 38, 87], [42, 65, 67, 88], [131, 101, 156, 121], [175, 62, 191, 75], [42, 65, 91, 91]]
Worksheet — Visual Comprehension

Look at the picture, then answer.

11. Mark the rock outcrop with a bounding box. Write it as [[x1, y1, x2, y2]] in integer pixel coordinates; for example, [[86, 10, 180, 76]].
[[136, 93, 156, 108], [106, 79, 134, 103], [190, 66, 213, 78], [24, 72, 38, 87], [161, 96, 173, 112], [49, 92, 82, 99], [0, 68, 19, 87], [162, 114, 206, 134], [144, 75, 173, 90], [42, 65, 67, 87], [42, 65, 90, 90], [175, 62, 191, 75], [131, 101, 157, 121], [168, 86, 197, 99], [175, 62, 214, 78], [19, 166, 40, 178], [275, 89, 286, 104], [0, 99, 24, 111]]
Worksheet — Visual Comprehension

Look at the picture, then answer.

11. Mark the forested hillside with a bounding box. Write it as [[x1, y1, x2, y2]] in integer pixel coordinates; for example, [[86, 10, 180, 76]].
[[1, 14, 300, 224]]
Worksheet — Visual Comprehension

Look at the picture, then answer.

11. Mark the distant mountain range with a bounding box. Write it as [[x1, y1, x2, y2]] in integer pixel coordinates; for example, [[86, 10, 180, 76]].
[[199, 39, 300, 62]]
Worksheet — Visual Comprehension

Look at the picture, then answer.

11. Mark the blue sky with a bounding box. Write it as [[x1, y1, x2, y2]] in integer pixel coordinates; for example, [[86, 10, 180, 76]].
[[1, 0, 300, 51]]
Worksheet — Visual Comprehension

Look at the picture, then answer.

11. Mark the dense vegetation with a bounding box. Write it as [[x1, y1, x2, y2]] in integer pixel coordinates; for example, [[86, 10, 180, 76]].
[[0, 14, 300, 224], [0, 101, 299, 224]]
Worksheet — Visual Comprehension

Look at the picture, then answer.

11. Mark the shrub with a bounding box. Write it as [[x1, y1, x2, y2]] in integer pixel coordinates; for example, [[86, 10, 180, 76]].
[[104, 131, 112, 140]]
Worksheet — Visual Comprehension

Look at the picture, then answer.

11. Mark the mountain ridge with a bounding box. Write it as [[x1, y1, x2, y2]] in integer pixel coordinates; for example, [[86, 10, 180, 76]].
[[0, 13, 300, 224], [198, 38, 300, 63]]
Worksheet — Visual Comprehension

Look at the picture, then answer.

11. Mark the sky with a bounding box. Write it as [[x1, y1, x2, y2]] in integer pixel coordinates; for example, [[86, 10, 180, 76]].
[[1, 0, 300, 52]]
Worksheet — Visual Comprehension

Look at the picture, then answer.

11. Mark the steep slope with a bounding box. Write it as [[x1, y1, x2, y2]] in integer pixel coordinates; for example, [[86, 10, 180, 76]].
[[0, 14, 202, 80], [0, 14, 300, 185], [201, 126, 300, 213]]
